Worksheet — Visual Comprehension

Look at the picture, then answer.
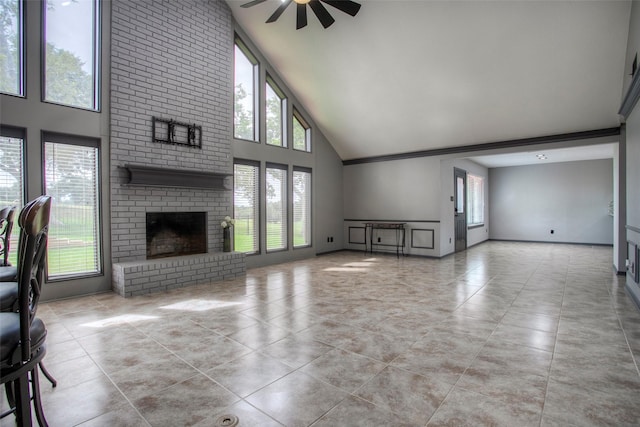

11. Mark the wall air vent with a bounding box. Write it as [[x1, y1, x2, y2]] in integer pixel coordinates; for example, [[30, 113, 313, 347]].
[[120, 164, 232, 190]]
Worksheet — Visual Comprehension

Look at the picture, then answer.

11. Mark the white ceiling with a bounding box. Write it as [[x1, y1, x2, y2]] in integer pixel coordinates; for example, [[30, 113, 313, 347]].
[[468, 143, 616, 168], [226, 0, 630, 162]]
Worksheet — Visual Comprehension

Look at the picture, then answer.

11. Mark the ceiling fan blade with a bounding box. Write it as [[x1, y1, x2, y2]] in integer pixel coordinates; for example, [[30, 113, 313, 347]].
[[309, 0, 335, 28], [266, 0, 293, 23], [296, 3, 308, 29], [241, 0, 268, 8], [320, 0, 361, 16]]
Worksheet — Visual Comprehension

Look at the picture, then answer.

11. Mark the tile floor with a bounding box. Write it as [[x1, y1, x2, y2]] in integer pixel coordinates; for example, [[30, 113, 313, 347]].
[[3, 241, 640, 426]]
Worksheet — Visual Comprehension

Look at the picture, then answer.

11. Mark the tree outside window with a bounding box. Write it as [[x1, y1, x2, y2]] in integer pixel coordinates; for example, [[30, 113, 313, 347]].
[[0, 0, 23, 96]]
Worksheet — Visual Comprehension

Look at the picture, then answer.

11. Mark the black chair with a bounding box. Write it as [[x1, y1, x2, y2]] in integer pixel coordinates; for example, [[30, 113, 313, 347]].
[[0, 204, 57, 391], [0, 206, 16, 266], [0, 208, 18, 309], [0, 207, 17, 282], [0, 195, 52, 426]]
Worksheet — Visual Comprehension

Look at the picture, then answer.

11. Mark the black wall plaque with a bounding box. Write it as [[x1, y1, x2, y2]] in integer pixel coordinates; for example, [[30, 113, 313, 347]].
[[152, 116, 202, 148]]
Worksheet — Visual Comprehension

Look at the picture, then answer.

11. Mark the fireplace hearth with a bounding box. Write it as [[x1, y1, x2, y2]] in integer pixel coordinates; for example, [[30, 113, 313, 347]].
[[146, 212, 207, 259]]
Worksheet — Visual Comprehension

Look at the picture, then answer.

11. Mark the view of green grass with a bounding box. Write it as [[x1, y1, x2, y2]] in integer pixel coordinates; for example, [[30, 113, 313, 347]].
[[233, 218, 310, 253], [2, 203, 100, 276]]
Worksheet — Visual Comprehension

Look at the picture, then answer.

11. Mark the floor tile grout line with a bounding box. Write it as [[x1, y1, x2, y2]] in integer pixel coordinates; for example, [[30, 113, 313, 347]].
[[538, 251, 570, 427]]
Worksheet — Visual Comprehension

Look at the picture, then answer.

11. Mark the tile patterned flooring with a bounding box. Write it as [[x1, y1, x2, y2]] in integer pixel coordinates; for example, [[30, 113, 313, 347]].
[[3, 241, 640, 426]]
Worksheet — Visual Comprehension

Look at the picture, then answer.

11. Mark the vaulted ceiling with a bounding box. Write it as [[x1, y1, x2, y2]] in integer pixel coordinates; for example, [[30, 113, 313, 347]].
[[226, 0, 631, 162]]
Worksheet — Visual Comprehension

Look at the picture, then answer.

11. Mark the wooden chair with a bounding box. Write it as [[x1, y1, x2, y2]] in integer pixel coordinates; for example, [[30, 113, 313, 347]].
[[0, 196, 52, 426]]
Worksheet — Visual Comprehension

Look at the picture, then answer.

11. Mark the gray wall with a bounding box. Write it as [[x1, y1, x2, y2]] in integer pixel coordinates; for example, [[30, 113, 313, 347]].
[[489, 159, 614, 245], [110, 0, 233, 263], [231, 29, 344, 268], [623, 1, 640, 305], [109, 1, 345, 270], [315, 131, 344, 255], [343, 157, 442, 256], [0, 1, 112, 300], [343, 156, 489, 257]]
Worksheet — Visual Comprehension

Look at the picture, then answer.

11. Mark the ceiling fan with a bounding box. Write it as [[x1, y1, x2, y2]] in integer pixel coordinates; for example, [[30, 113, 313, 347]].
[[240, 0, 362, 30]]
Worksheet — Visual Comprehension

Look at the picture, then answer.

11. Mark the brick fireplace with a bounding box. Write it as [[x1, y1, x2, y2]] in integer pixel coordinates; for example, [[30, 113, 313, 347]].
[[109, 0, 245, 297]]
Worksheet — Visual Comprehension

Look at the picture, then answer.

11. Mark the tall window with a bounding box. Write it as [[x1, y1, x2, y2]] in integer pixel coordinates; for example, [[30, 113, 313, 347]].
[[234, 161, 259, 254], [293, 168, 311, 248], [266, 76, 286, 147], [234, 38, 258, 141], [44, 0, 100, 110], [293, 110, 311, 152], [0, 0, 23, 96], [0, 130, 25, 266], [44, 136, 101, 278], [266, 164, 287, 251], [467, 174, 484, 226]]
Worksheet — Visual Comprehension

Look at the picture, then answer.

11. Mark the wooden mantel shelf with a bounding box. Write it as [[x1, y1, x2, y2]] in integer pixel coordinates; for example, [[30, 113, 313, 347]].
[[120, 164, 232, 190]]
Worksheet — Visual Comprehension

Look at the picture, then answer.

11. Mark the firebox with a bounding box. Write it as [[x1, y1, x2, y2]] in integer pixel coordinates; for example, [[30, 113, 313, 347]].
[[146, 212, 207, 259]]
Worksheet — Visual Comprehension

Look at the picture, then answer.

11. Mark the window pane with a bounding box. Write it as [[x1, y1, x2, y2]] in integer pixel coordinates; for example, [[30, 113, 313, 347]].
[[234, 162, 259, 254], [293, 169, 311, 248], [266, 166, 287, 251], [45, 141, 101, 277], [266, 80, 285, 147], [0, 135, 24, 266], [293, 113, 310, 152], [44, 0, 99, 110], [0, 0, 23, 95], [234, 43, 257, 141], [467, 174, 484, 225], [456, 176, 464, 214]]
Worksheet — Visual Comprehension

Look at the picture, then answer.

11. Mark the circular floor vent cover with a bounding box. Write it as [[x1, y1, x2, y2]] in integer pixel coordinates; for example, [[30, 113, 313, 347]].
[[215, 414, 239, 427]]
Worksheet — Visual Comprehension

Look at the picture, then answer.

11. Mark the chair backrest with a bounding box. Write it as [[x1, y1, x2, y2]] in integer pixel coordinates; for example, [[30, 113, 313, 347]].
[[0, 206, 16, 266], [16, 196, 51, 362]]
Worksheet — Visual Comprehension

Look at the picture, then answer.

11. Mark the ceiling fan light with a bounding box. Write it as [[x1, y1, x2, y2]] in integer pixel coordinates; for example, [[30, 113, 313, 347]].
[[293, 0, 311, 4]]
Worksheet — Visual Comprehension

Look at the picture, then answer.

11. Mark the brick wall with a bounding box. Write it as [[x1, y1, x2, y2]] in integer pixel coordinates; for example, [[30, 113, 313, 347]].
[[110, 0, 233, 264]]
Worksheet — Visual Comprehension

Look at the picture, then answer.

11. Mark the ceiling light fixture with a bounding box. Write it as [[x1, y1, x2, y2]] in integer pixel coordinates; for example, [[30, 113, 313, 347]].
[[241, 0, 361, 30]]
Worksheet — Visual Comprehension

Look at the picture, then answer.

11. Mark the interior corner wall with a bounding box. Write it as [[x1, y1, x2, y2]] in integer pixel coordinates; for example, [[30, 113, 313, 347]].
[[315, 131, 344, 255], [489, 159, 614, 245]]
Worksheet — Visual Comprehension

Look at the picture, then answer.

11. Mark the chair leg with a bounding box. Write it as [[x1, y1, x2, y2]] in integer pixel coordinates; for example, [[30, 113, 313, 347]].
[[38, 363, 57, 388], [3, 381, 16, 411], [30, 368, 48, 427], [0, 382, 16, 420], [13, 374, 32, 426]]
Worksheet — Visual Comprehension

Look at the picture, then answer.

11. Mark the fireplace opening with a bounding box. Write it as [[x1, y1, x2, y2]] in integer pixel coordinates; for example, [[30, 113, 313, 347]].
[[146, 212, 207, 259]]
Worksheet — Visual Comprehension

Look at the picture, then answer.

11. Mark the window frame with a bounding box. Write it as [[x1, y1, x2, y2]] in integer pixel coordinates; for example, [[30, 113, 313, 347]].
[[233, 159, 261, 255], [292, 109, 311, 152], [466, 173, 485, 228], [265, 162, 288, 253], [0, 0, 25, 97], [42, 0, 101, 111], [265, 74, 287, 148], [42, 131, 103, 281], [292, 166, 312, 249], [234, 36, 260, 142]]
